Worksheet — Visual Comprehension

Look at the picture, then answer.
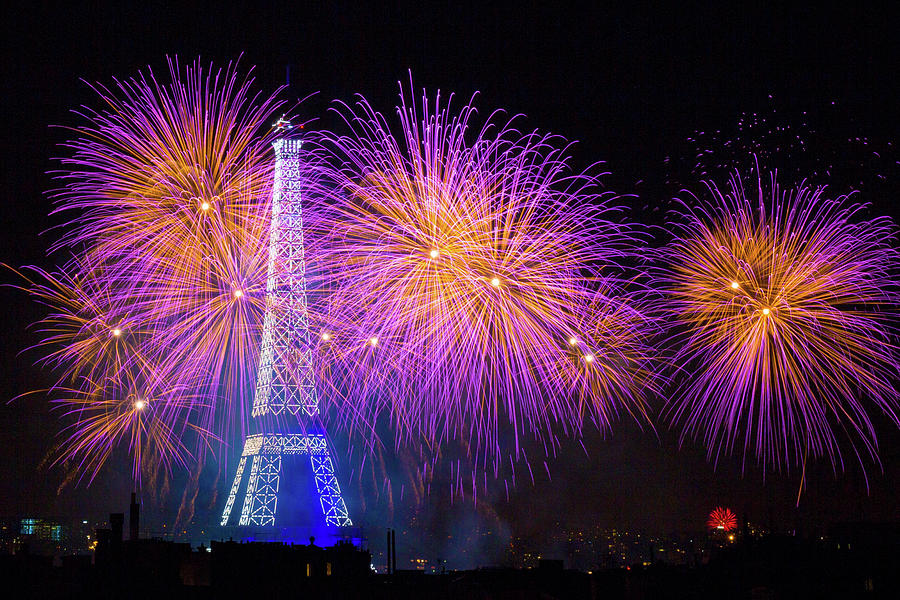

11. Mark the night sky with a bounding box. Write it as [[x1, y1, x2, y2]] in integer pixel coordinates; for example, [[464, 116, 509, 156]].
[[1, 1, 898, 557]]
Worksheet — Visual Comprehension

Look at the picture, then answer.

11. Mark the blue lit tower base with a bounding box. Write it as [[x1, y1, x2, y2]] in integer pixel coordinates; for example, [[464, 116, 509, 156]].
[[220, 131, 351, 530]]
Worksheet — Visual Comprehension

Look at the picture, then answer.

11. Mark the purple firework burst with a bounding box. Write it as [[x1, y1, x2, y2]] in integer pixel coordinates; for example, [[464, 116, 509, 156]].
[[303, 80, 657, 467]]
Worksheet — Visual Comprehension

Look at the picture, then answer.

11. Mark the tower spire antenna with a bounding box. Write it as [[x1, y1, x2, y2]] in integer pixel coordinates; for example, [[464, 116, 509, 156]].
[[273, 114, 293, 132]]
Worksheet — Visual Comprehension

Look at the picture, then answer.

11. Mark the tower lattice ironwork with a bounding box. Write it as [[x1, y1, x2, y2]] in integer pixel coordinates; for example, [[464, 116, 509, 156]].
[[220, 130, 352, 528]]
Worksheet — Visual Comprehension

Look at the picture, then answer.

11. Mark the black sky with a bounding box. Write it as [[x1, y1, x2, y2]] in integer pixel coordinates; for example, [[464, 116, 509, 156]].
[[1, 1, 898, 542]]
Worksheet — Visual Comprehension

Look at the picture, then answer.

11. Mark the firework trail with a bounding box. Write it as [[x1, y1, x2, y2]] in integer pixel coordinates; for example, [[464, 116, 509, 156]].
[[661, 170, 900, 473], [14, 257, 221, 492], [304, 80, 656, 467]]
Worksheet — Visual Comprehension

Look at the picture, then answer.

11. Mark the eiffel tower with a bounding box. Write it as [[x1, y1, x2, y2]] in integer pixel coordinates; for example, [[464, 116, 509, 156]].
[[220, 122, 351, 528]]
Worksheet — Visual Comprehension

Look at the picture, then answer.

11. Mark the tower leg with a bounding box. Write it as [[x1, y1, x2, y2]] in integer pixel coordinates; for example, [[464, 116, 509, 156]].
[[238, 455, 261, 526], [220, 456, 248, 526], [309, 438, 352, 527], [245, 455, 282, 526]]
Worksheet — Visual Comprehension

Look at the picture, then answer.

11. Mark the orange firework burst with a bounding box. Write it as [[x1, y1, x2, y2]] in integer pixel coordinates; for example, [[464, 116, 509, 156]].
[[11, 260, 150, 385], [9, 58, 294, 499], [662, 172, 900, 473], [50, 363, 212, 485], [53, 57, 282, 265]]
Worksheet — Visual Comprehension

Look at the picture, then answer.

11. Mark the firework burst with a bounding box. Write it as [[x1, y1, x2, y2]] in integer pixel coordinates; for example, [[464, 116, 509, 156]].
[[52, 57, 282, 262], [49, 363, 210, 485], [662, 171, 900, 472], [304, 81, 655, 463], [11, 259, 151, 386], [707, 506, 738, 531]]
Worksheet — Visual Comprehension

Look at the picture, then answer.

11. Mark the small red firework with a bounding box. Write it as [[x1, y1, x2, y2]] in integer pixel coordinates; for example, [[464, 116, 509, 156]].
[[708, 507, 738, 531]]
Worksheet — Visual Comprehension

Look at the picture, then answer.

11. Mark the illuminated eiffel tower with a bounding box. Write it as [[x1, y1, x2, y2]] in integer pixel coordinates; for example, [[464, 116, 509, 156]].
[[220, 121, 351, 528]]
